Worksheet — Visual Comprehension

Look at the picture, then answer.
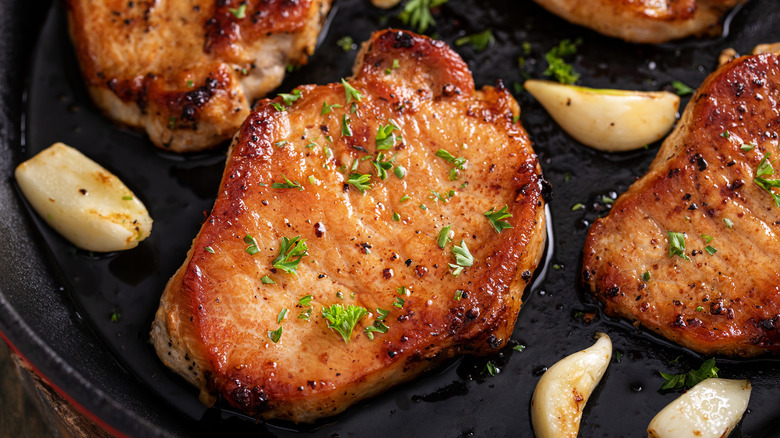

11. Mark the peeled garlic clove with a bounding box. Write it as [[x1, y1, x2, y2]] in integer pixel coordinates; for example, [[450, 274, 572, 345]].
[[647, 378, 751, 438], [752, 42, 780, 55], [524, 79, 680, 152], [531, 332, 612, 438], [15, 142, 152, 252]]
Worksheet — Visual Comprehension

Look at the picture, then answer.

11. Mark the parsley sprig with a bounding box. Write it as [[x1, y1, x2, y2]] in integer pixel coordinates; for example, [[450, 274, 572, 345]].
[[322, 304, 368, 344], [667, 231, 690, 261], [484, 205, 513, 233], [272, 236, 308, 275], [754, 153, 780, 207], [659, 358, 719, 390], [437, 225, 453, 248], [436, 148, 467, 180], [543, 39, 581, 84], [449, 240, 474, 276], [398, 0, 448, 33], [455, 29, 494, 52]]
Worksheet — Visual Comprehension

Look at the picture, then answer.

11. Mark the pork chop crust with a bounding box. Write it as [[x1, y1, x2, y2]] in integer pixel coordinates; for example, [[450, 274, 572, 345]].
[[151, 29, 547, 422], [66, 0, 331, 152], [583, 52, 780, 357], [532, 0, 747, 43]]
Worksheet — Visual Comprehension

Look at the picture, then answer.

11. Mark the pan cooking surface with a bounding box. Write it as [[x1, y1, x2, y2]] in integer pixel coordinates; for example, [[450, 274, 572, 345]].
[[9, 0, 780, 435]]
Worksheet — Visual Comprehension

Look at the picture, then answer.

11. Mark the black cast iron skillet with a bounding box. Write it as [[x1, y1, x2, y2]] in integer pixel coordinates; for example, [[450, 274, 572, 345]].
[[2, 0, 780, 436]]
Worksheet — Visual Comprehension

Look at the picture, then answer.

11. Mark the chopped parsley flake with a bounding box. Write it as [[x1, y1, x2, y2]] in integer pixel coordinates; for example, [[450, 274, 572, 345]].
[[419, 203, 428, 210], [437, 224, 453, 248], [278, 89, 302, 107], [322, 304, 368, 343], [513, 344, 525, 352], [272, 174, 304, 191], [701, 234, 714, 244], [642, 271, 651, 282], [228, 3, 246, 19], [122, 195, 133, 200], [321, 101, 342, 115], [667, 231, 690, 261], [342, 79, 363, 104], [660, 358, 718, 390], [695, 306, 704, 312], [398, 0, 448, 33], [754, 153, 780, 207], [449, 240, 474, 276], [394, 296, 405, 308], [298, 308, 312, 320], [484, 361, 498, 376], [393, 165, 407, 179], [272, 236, 308, 275], [543, 38, 581, 84], [341, 115, 353, 137], [299, 295, 313, 306], [277, 308, 288, 324], [372, 152, 396, 180], [268, 326, 282, 343], [571, 203, 585, 211], [435, 148, 467, 180], [670, 80, 693, 96], [484, 205, 513, 233], [347, 173, 371, 194], [364, 319, 389, 340], [375, 122, 402, 150], [400, 194, 411, 202], [186, 80, 194, 88], [205, 246, 215, 254], [244, 234, 260, 255], [724, 218, 734, 228], [720, 130, 731, 139], [454, 289, 463, 300], [392, 212, 400, 222], [704, 245, 717, 255], [741, 143, 756, 152], [110, 310, 120, 322], [274, 140, 288, 148], [455, 29, 494, 51], [261, 275, 276, 284]]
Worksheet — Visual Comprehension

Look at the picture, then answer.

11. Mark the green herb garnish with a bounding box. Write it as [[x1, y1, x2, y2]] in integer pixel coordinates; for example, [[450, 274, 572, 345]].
[[261, 275, 275, 284], [704, 245, 717, 255], [437, 224, 453, 248], [484, 361, 498, 376], [228, 3, 246, 19], [375, 121, 402, 150], [398, 0, 448, 33], [268, 326, 282, 343], [342, 78, 363, 104], [279, 89, 302, 107], [754, 153, 780, 207], [277, 308, 288, 324], [484, 205, 513, 233], [642, 271, 651, 282], [667, 231, 690, 261], [449, 240, 474, 276], [337, 36, 354, 51], [670, 80, 693, 96], [393, 165, 407, 179], [455, 29, 494, 51], [543, 38, 581, 84], [341, 115, 353, 137], [322, 304, 368, 343], [347, 173, 371, 194], [436, 148, 467, 180], [272, 236, 308, 275], [244, 234, 260, 255], [272, 174, 304, 190], [659, 358, 719, 390], [321, 101, 342, 115], [372, 153, 396, 180]]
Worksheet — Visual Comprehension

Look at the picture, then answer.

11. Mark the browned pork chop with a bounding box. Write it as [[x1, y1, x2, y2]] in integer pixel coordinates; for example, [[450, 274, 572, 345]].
[[583, 52, 780, 357], [532, 0, 747, 43], [150, 29, 547, 422], [66, 0, 331, 152]]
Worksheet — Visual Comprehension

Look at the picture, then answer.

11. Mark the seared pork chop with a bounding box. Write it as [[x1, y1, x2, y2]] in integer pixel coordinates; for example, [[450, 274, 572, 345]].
[[532, 0, 747, 43], [582, 52, 780, 357], [151, 29, 547, 422], [66, 0, 331, 152]]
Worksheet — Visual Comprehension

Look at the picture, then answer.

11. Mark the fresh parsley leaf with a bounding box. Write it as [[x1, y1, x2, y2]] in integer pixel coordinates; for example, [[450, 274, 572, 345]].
[[268, 326, 282, 343], [670, 80, 693, 96], [270, 102, 286, 112], [341, 115, 353, 137], [278, 89, 302, 107], [449, 240, 474, 276], [321, 101, 342, 115], [437, 224, 453, 248], [754, 153, 780, 207], [724, 218, 734, 228], [484, 205, 513, 233], [701, 234, 714, 244], [322, 304, 368, 343], [436, 148, 467, 180], [392, 212, 401, 221], [741, 142, 756, 152], [298, 308, 312, 320], [372, 152, 396, 180], [277, 308, 288, 324], [244, 234, 260, 255], [484, 361, 498, 376], [659, 358, 719, 390], [272, 174, 304, 191], [393, 165, 406, 179], [695, 306, 704, 312], [205, 246, 215, 254], [400, 194, 411, 202], [394, 296, 405, 308], [261, 275, 275, 284], [398, 0, 448, 33], [667, 231, 690, 261], [704, 245, 717, 255], [272, 236, 308, 275], [642, 271, 651, 282], [455, 29, 494, 51], [342, 78, 363, 104], [299, 295, 313, 306], [376, 122, 401, 150], [228, 3, 246, 19], [364, 319, 389, 340], [454, 289, 463, 300], [571, 203, 584, 211], [347, 173, 371, 194]]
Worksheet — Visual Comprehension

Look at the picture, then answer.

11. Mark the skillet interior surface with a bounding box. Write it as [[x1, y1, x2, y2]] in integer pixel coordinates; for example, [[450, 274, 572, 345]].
[[2, 0, 780, 436]]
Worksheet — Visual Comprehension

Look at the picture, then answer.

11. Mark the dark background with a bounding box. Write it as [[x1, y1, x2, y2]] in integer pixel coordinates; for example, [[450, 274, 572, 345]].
[[2, 0, 780, 436]]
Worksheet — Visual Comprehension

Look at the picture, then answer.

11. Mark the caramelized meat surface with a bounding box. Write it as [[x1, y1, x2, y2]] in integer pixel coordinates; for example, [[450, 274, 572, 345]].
[[66, 0, 331, 152], [532, 0, 747, 43], [583, 52, 780, 357], [151, 29, 547, 422]]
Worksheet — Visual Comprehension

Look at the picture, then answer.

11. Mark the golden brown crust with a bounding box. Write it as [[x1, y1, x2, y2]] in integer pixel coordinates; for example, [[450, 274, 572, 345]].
[[152, 29, 547, 422], [583, 53, 780, 357], [66, 0, 331, 152], [532, 0, 748, 43]]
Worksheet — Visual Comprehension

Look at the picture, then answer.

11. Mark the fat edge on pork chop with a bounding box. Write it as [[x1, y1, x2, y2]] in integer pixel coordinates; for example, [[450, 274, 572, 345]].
[[151, 29, 548, 422], [66, 0, 331, 152], [583, 51, 780, 357]]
